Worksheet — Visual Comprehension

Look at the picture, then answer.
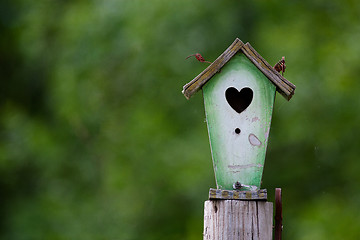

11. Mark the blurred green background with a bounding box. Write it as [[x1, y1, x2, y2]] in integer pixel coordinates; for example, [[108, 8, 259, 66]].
[[1, 0, 360, 239]]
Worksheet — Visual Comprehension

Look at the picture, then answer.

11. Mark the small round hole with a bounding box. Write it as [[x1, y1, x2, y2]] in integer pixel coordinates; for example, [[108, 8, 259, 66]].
[[235, 128, 241, 134]]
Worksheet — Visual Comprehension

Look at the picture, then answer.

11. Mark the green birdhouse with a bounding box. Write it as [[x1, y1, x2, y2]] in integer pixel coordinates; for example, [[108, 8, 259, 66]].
[[183, 38, 295, 191]]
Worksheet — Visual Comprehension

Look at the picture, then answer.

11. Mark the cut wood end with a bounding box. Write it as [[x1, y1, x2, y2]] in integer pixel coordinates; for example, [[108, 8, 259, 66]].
[[182, 87, 192, 100], [285, 87, 296, 101]]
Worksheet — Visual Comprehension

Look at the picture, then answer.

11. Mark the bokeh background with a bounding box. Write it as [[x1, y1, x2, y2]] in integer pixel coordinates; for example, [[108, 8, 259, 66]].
[[1, 0, 360, 239]]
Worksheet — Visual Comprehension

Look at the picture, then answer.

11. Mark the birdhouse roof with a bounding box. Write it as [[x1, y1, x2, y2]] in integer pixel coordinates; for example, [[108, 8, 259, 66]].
[[182, 38, 296, 100]]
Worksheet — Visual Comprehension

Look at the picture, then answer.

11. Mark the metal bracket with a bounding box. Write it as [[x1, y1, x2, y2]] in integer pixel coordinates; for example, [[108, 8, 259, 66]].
[[275, 188, 283, 240], [209, 188, 267, 200]]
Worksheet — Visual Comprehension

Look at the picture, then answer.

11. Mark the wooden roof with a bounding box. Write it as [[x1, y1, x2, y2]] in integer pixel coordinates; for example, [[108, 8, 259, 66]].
[[182, 38, 296, 100]]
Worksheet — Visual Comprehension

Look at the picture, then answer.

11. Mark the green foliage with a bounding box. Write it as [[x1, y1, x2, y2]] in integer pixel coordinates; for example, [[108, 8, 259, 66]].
[[1, 0, 360, 239]]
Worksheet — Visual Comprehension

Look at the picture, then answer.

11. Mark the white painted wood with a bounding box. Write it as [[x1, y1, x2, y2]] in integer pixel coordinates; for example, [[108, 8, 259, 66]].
[[203, 200, 273, 240], [202, 54, 276, 190]]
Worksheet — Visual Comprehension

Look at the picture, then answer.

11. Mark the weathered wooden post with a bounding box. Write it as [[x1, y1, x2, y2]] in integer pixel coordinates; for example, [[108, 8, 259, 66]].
[[183, 38, 295, 239]]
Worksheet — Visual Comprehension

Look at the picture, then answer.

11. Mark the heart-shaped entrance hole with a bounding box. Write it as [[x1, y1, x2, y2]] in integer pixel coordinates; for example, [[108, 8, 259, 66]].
[[225, 87, 253, 113]]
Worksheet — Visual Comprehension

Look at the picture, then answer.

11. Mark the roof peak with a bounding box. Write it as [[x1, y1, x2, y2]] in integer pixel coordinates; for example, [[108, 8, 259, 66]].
[[182, 38, 295, 100]]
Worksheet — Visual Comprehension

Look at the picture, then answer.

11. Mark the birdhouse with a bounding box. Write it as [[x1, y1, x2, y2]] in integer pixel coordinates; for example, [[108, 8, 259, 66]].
[[183, 38, 295, 191]]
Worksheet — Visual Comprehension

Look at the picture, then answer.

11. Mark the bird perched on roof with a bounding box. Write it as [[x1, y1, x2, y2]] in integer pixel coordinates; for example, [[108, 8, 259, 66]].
[[185, 53, 212, 64], [274, 56, 286, 76]]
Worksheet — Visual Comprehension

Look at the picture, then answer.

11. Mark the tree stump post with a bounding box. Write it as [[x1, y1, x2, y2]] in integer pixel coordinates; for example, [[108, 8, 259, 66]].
[[203, 191, 273, 240]]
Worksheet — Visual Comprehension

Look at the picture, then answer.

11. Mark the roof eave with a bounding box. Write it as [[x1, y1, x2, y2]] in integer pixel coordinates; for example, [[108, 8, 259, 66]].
[[182, 38, 296, 101], [182, 38, 245, 99], [241, 42, 296, 100]]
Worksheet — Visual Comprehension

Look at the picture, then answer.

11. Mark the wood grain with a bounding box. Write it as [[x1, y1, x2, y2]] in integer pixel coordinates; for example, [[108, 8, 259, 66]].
[[182, 38, 244, 99], [203, 200, 273, 240], [241, 43, 295, 100], [182, 38, 296, 100]]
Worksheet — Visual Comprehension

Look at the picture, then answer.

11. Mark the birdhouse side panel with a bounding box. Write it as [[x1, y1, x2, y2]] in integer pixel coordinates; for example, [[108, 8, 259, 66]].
[[203, 54, 276, 190]]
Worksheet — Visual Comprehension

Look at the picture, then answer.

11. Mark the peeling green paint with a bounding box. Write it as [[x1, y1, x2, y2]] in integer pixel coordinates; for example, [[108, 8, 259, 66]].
[[203, 53, 276, 190]]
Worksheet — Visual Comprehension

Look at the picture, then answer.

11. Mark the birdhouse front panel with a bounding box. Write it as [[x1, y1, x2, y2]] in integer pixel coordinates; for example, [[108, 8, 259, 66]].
[[202, 53, 276, 190]]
